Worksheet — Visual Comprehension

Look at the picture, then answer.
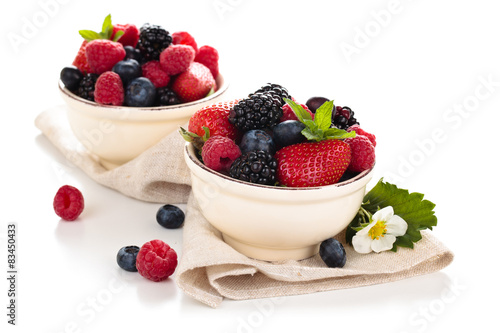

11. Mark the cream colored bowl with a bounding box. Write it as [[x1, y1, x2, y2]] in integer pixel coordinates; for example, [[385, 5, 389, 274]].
[[59, 74, 228, 169], [184, 142, 375, 261]]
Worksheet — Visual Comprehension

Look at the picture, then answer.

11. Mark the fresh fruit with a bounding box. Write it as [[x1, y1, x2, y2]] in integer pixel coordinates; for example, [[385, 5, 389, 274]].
[[239, 129, 275, 155], [141, 60, 170, 88], [76, 73, 99, 101], [347, 124, 376, 147], [53, 185, 85, 221], [333, 105, 359, 130], [94, 71, 124, 106], [305, 96, 329, 113], [171, 62, 215, 102], [60, 66, 83, 91], [123, 45, 143, 62], [156, 204, 185, 229], [111, 23, 140, 47], [280, 103, 313, 122], [253, 83, 291, 107], [229, 150, 278, 185], [319, 238, 346, 268], [228, 92, 283, 131], [272, 120, 306, 148], [160, 44, 195, 76], [187, 105, 239, 140], [124, 77, 156, 107], [116, 246, 140, 272], [156, 87, 181, 106], [85, 39, 126, 75], [201, 135, 241, 173], [112, 59, 142, 86], [136, 23, 172, 61], [72, 40, 90, 74], [136, 239, 177, 282], [172, 31, 198, 54], [194, 45, 219, 78], [344, 135, 375, 172]]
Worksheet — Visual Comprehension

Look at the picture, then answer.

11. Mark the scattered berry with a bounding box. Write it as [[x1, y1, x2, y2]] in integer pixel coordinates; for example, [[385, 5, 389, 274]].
[[60, 66, 83, 91], [72, 40, 91, 74], [112, 59, 142, 86], [112, 23, 140, 47], [280, 103, 313, 122], [188, 105, 239, 140], [124, 45, 143, 63], [239, 129, 275, 155], [171, 62, 215, 103], [94, 71, 124, 106], [85, 39, 126, 75], [201, 136, 241, 173], [172, 31, 198, 54], [116, 246, 140, 272], [347, 125, 376, 147], [272, 120, 306, 148], [76, 73, 99, 101], [319, 238, 346, 268], [194, 45, 219, 78], [124, 77, 156, 107], [141, 60, 170, 88], [305, 96, 329, 113], [229, 150, 278, 185], [159, 44, 195, 76], [136, 240, 177, 282], [156, 87, 181, 106], [156, 204, 185, 229], [229, 92, 283, 131], [344, 135, 375, 173], [53, 185, 85, 221], [136, 24, 172, 61]]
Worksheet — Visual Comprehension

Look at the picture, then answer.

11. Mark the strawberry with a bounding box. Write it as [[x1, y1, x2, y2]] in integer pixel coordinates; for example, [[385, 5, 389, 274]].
[[72, 40, 91, 74], [85, 39, 126, 74], [189, 106, 240, 140], [274, 99, 355, 187], [171, 62, 215, 102], [111, 23, 140, 47]]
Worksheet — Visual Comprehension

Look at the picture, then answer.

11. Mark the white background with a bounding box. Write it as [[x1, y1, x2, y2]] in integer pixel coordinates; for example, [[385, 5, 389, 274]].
[[1, 0, 499, 332]]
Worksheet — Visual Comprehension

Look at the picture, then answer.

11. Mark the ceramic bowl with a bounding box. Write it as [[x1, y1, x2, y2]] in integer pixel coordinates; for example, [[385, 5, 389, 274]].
[[184, 142, 375, 262], [59, 74, 228, 169]]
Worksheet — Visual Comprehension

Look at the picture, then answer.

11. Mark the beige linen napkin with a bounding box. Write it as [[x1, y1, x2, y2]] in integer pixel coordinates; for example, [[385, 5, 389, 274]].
[[35, 106, 454, 308], [35, 105, 191, 203]]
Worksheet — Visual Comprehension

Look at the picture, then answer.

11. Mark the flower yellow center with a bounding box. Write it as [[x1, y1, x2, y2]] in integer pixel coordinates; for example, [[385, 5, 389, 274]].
[[368, 221, 387, 240]]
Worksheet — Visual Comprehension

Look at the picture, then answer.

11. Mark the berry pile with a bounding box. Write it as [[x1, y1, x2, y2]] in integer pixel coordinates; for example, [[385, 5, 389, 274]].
[[181, 85, 377, 187], [60, 15, 219, 107]]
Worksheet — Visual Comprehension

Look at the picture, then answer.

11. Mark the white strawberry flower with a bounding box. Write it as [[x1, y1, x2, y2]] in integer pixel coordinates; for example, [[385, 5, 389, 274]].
[[352, 206, 408, 253]]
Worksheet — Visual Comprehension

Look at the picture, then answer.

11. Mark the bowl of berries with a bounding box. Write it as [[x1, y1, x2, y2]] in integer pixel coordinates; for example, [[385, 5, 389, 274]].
[[181, 84, 377, 261], [58, 15, 228, 169]]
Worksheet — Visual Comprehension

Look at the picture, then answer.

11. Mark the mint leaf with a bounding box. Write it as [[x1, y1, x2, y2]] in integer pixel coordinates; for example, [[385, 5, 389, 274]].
[[112, 30, 124, 42], [284, 98, 312, 122], [324, 128, 356, 139], [314, 100, 334, 131], [102, 14, 113, 36], [79, 30, 102, 41]]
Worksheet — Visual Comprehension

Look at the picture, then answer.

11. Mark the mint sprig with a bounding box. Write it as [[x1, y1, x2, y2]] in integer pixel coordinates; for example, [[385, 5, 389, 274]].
[[346, 178, 438, 251], [79, 14, 123, 42], [283, 98, 355, 141]]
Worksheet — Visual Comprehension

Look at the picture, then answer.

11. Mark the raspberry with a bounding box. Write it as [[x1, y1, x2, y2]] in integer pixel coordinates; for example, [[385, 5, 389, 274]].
[[159, 44, 195, 76], [347, 125, 377, 147], [194, 45, 219, 78], [94, 71, 124, 106], [280, 103, 313, 122], [344, 135, 375, 172], [141, 60, 170, 88], [72, 40, 91, 74], [201, 136, 241, 173], [53, 185, 85, 221], [136, 240, 177, 282], [112, 23, 140, 47], [85, 39, 126, 75], [172, 31, 198, 54]]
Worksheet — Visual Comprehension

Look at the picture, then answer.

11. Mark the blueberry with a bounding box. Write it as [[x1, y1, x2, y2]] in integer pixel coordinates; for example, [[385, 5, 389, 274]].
[[124, 77, 156, 107], [112, 59, 142, 87], [60, 66, 83, 91], [240, 129, 276, 155], [306, 96, 329, 113], [272, 120, 306, 148], [124, 46, 143, 63], [319, 238, 346, 268], [116, 246, 140, 272], [156, 204, 185, 229]]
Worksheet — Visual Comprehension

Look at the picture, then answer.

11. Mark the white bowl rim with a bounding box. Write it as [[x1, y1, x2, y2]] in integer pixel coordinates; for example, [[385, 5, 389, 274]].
[[185, 142, 375, 191]]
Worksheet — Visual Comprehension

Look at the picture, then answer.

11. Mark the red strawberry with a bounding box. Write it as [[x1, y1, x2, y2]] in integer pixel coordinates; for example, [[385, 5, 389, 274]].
[[85, 39, 126, 74], [171, 62, 215, 103], [111, 23, 140, 47], [194, 45, 219, 78], [172, 31, 198, 54], [94, 71, 124, 106], [72, 40, 91, 74], [275, 140, 351, 187], [188, 105, 240, 140]]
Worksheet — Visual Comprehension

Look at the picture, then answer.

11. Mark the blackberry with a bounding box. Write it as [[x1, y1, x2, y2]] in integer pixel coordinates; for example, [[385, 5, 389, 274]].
[[156, 87, 181, 106], [75, 73, 98, 102], [332, 105, 359, 130], [136, 23, 172, 61], [229, 150, 278, 185], [228, 92, 283, 131], [253, 83, 291, 106]]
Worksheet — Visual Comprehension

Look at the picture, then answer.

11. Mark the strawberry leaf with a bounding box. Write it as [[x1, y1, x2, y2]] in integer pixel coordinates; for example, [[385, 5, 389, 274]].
[[78, 14, 114, 41]]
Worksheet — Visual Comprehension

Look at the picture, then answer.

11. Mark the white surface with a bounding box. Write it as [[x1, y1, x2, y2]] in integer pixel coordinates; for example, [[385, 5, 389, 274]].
[[1, 0, 499, 332]]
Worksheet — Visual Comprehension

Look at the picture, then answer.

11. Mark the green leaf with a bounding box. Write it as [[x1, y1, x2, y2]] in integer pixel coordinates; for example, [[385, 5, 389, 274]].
[[324, 128, 356, 140], [102, 14, 113, 35], [79, 30, 102, 41], [314, 100, 334, 131], [284, 98, 312, 122], [205, 86, 215, 97], [112, 30, 124, 42]]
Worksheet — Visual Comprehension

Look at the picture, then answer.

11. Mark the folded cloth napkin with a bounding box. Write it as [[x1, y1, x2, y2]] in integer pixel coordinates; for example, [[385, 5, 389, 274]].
[[35, 105, 191, 204], [35, 106, 454, 308]]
